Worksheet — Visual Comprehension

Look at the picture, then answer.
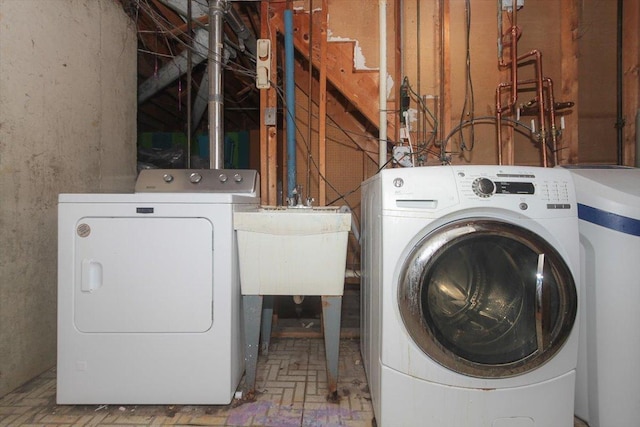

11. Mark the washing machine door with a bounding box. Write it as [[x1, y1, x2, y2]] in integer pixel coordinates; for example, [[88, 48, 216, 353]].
[[398, 218, 577, 378]]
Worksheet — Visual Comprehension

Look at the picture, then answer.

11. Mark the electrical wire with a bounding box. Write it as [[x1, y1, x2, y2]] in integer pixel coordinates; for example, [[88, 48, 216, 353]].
[[133, 0, 391, 209], [458, 0, 476, 152], [443, 115, 537, 147], [406, 84, 438, 150], [134, 0, 259, 79]]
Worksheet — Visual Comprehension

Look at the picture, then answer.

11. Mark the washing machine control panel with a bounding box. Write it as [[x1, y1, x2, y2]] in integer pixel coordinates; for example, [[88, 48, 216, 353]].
[[453, 167, 574, 215], [462, 172, 537, 199], [380, 166, 575, 217]]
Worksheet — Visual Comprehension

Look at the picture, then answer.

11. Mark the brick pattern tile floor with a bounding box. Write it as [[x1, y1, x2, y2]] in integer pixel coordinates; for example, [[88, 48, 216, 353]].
[[0, 338, 375, 427], [0, 336, 590, 427]]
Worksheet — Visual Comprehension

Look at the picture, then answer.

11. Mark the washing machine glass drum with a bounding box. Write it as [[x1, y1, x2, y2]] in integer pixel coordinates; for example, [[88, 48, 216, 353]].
[[398, 218, 577, 378]]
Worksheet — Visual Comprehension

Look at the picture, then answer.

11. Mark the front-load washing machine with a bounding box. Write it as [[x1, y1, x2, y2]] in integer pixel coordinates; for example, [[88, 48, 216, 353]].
[[361, 165, 580, 427], [57, 169, 259, 404], [567, 166, 640, 427]]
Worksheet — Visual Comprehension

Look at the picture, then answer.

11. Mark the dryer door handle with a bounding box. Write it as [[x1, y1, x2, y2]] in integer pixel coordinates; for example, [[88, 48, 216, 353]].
[[534, 253, 545, 351], [81, 259, 103, 293]]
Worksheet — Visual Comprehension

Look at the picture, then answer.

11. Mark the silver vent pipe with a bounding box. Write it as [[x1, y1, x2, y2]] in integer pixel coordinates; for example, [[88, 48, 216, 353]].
[[208, 0, 226, 169]]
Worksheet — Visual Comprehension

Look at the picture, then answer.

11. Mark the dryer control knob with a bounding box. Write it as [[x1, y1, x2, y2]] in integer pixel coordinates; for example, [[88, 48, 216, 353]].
[[234, 173, 243, 183], [163, 173, 174, 183], [472, 177, 495, 197], [189, 172, 203, 184]]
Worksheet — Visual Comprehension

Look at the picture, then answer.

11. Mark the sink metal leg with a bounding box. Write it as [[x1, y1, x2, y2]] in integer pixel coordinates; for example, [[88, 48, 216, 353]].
[[321, 295, 342, 402], [243, 295, 263, 395], [260, 295, 274, 356]]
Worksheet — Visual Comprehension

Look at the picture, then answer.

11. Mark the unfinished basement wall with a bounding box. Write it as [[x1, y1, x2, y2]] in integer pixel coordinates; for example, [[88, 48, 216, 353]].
[[0, 0, 137, 397], [291, 0, 393, 201], [577, 1, 618, 164], [400, 0, 569, 166]]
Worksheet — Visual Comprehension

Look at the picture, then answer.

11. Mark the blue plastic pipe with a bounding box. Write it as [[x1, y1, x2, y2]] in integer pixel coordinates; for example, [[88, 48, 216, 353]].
[[284, 9, 296, 198]]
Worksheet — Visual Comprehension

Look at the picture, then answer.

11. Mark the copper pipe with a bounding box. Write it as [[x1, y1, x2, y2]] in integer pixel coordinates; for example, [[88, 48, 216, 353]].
[[508, 24, 518, 106], [497, 0, 520, 107], [496, 25, 520, 107], [512, 78, 555, 164], [532, 49, 547, 167], [544, 77, 559, 166], [495, 0, 574, 167]]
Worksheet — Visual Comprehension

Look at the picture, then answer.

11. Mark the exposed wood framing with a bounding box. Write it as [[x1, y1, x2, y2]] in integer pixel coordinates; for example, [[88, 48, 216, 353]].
[[439, 0, 452, 157], [260, 0, 278, 205], [293, 60, 379, 163], [497, 5, 515, 165], [394, 0, 402, 144], [623, 0, 640, 165], [318, 0, 328, 205], [258, 1, 394, 208], [271, 10, 395, 140], [560, 0, 579, 164]]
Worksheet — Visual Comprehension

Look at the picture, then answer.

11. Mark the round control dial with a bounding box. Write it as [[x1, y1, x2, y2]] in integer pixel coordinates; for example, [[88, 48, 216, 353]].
[[189, 172, 203, 184], [472, 177, 495, 197]]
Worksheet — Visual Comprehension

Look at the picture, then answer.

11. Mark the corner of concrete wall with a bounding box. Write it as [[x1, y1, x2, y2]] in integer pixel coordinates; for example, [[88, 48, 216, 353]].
[[0, 0, 137, 397]]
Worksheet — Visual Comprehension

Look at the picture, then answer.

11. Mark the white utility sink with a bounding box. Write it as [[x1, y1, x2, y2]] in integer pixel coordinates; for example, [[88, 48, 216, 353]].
[[234, 206, 351, 296]]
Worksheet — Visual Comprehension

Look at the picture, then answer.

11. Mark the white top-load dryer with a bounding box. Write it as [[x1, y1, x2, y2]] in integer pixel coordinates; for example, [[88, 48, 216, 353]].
[[567, 166, 640, 427], [57, 169, 259, 405], [361, 165, 580, 427]]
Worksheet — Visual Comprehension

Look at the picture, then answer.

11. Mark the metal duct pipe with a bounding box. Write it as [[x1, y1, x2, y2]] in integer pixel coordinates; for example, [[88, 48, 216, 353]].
[[209, 0, 226, 169], [138, 28, 209, 104], [379, 0, 388, 169], [225, 4, 257, 56], [284, 9, 297, 197]]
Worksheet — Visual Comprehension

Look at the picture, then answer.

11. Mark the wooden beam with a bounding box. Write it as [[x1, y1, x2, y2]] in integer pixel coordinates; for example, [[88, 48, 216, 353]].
[[394, 0, 402, 143], [168, 15, 209, 36], [440, 0, 452, 157], [260, 0, 279, 205], [623, 0, 640, 166], [318, 0, 328, 205], [294, 59, 379, 163], [271, 11, 394, 137], [560, 0, 579, 164]]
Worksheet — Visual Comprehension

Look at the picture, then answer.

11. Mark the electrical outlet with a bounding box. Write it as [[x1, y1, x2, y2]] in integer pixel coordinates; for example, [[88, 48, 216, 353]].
[[256, 39, 271, 89], [265, 107, 276, 126], [393, 145, 414, 168]]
